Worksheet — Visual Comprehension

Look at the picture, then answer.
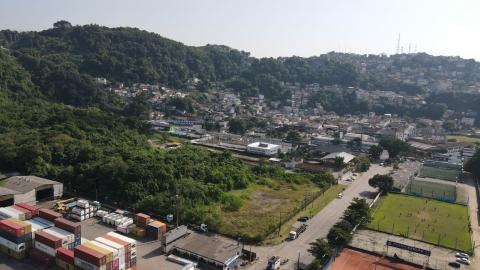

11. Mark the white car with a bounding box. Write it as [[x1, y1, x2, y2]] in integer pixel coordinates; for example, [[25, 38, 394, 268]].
[[456, 257, 471, 265], [455, 252, 469, 259], [337, 193, 344, 199]]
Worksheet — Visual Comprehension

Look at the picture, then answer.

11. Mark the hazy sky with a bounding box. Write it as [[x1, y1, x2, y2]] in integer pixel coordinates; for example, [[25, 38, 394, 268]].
[[1, 0, 479, 59]]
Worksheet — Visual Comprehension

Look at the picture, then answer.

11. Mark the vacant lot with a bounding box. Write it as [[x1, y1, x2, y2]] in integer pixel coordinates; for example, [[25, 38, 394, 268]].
[[217, 182, 342, 242], [447, 135, 480, 144], [368, 193, 472, 252], [418, 166, 461, 182]]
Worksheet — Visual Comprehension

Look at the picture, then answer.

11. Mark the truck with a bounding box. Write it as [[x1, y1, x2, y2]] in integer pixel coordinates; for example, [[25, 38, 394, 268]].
[[288, 231, 297, 240], [267, 256, 281, 270]]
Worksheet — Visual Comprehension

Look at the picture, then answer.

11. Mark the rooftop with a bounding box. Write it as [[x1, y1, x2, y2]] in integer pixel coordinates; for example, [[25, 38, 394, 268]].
[[173, 233, 242, 264], [3, 176, 60, 193], [247, 142, 280, 149], [321, 152, 356, 163]]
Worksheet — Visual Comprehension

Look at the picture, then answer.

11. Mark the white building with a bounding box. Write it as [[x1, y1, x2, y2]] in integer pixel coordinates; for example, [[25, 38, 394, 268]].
[[247, 142, 280, 156]]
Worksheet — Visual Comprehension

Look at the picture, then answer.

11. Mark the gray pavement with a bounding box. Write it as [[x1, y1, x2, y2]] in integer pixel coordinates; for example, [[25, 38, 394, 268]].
[[244, 164, 392, 270]]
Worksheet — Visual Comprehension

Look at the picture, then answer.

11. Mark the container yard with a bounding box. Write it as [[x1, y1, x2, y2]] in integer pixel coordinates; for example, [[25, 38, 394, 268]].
[[0, 199, 228, 270]]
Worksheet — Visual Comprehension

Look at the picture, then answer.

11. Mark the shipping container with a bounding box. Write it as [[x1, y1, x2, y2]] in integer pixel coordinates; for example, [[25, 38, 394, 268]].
[[44, 227, 74, 246], [84, 241, 114, 262], [30, 248, 55, 267], [106, 232, 136, 250], [11, 205, 32, 220], [7, 218, 32, 233], [38, 208, 62, 221], [0, 229, 31, 244], [0, 207, 21, 220], [57, 246, 75, 265], [57, 257, 75, 270], [34, 229, 62, 249], [0, 236, 25, 252], [75, 257, 107, 270], [32, 216, 54, 228], [0, 243, 26, 260], [75, 244, 107, 266], [77, 200, 90, 209], [0, 219, 25, 237], [131, 227, 145, 238], [71, 213, 86, 221], [55, 217, 82, 235], [15, 202, 39, 217], [34, 240, 57, 257]]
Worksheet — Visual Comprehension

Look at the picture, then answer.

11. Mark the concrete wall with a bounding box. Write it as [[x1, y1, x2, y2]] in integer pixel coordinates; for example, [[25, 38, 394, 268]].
[[13, 189, 36, 204]]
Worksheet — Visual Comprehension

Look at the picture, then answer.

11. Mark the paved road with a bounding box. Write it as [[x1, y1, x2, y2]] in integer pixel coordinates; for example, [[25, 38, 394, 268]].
[[245, 164, 392, 270], [460, 176, 480, 270]]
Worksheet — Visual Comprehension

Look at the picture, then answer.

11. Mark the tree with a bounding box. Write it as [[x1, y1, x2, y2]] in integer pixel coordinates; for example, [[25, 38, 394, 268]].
[[465, 150, 480, 177], [342, 198, 371, 225], [286, 130, 302, 144], [228, 118, 248, 135], [334, 156, 344, 170], [379, 137, 409, 158], [369, 145, 383, 159], [308, 239, 333, 260], [327, 227, 352, 247], [53, 20, 72, 29], [368, 174, 394, 195], [355, 156, 370, 172]]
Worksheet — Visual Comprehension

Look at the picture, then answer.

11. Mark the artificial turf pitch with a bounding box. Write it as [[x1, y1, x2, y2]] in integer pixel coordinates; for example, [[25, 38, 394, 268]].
[[368, 193, 472, 252]]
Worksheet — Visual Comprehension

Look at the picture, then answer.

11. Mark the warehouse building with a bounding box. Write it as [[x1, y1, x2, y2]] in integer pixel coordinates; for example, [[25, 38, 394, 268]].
[[246, 142, 280, 156], [172, 233, 242, 270], [0, 176, 63, 206]]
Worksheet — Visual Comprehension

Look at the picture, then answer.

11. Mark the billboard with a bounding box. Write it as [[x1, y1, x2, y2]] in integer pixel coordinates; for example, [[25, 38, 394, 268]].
[[386, 240, 431, 256]]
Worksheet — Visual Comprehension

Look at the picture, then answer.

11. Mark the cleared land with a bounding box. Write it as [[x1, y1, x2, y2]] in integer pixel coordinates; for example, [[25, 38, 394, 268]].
[[216, 182, 342, 242], [404, 179, 457, 202], [368, 193, 472, 252], [447, 135, 480, 143], [418, 165, 461, 182]]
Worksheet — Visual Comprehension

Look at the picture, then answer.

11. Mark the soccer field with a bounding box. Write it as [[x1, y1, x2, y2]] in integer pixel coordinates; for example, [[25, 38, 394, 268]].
[[418, 166, 461, 182], [405, 179, 457, 203], [368, 193, 472, 252]]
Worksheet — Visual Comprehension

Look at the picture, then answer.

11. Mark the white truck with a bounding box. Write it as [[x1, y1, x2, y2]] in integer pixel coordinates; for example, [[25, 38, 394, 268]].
[[267, 256, 281, 270]]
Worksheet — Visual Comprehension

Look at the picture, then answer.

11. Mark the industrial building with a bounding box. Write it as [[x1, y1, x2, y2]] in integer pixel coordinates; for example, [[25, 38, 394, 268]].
[[172, 233, 242, 270], [246, 142, 280, 156], [0, 176, 63, 206]]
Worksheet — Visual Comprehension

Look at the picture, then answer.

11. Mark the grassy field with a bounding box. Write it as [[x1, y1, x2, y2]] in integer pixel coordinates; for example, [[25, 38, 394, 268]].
[[216, 182, 343, 243], [368, 193, 472, 252], [405, 179, 457, 202], [447, 135, 480, 144], [418, 166, 461, 182]]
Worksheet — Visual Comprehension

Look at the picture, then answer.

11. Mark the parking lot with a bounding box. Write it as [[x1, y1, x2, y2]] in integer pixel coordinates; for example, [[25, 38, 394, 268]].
[[350, 230, 474, 270]]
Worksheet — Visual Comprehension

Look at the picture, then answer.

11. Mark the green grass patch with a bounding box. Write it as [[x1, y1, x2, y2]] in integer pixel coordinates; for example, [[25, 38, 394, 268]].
[[419, 166, 461, 182], [216, 181, 342, 243], [368, 193, 472, 252], [447, 135, 480, 144]]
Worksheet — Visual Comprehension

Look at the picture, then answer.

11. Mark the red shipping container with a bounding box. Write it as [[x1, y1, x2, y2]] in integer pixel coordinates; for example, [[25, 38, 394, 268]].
[[57, 247, 75, 265], [34, 230, 62, 249], [0, 219, 25, 237], [29, 248, 55, 267], [54, 218, 81, 235], [38, 208, 62, 221], [11, 205, 32, 220], [74, 245, 107, 267], [15, 202, 39, 216]]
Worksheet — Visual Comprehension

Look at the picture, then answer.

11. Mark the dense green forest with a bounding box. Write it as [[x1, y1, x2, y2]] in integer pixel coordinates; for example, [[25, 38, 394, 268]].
[[0, 48, 334, 227]]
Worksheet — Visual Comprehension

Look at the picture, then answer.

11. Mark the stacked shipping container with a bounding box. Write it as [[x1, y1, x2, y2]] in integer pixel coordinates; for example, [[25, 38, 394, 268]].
[[0, 218, 32, 259], [57, 247, 75, 270], [55, 217, 82, 249]]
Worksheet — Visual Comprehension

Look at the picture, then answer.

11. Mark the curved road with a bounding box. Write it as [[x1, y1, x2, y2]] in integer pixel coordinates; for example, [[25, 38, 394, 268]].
[[246, 164, 392, 270]]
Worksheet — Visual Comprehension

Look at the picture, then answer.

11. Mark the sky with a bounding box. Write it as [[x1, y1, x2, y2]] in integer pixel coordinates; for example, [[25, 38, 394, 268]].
[[1, 0, 479, 60]]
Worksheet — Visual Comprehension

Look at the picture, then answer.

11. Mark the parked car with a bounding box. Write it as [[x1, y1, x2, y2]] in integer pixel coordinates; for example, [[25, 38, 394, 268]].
[[337, 193, 344, 198], [297, 216, 309, 222], [455, 252, 469, 259], [448, 261, 461, 268], [456, 257, 470, 265]]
